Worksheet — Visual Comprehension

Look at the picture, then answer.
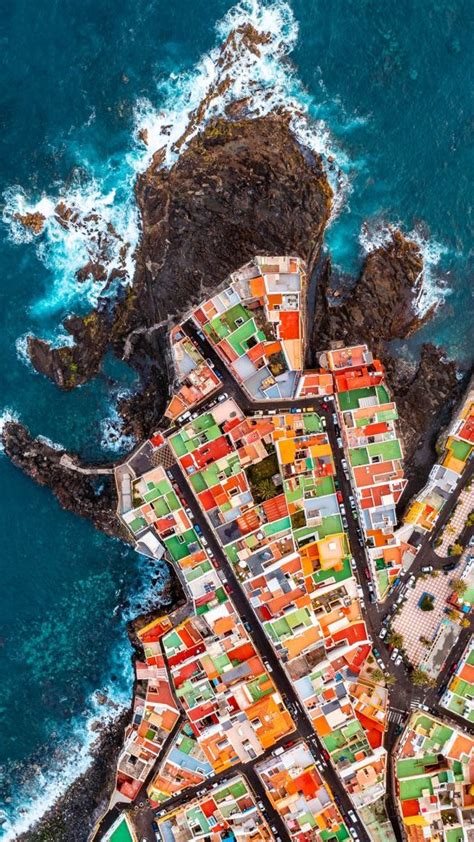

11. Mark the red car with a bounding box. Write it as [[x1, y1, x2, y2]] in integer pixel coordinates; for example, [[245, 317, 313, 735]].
[[321, 748, 330, 762], [336, 490, 343, 504]]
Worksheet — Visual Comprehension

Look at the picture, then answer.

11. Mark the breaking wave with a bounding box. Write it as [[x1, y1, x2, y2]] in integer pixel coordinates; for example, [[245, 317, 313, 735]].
[[0, 659, 131, 841], [100, 392, 136, 455], [132, 0, 351, 212], [359, 220, 451, 317], [0, 557, 171, 840], [0, 408, 20, 453], [3, 179, 140, 316], [3, 0, 353, 332]]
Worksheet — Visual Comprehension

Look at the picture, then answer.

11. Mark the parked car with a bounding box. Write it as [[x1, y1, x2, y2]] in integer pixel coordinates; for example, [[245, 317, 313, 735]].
[[350, 557, 356, 570], [321, 748, 330, 762], [332, 413, 338, 425], [421, 565, 433, 573], [379, 627, 387, 640], [342, 516, 349, 529], [390, 648, 399, 661], [217, 392, 228, 402], [340, 504, 346, 515], [348, 809, 357, 823], [337, 490, 344, 504], [395, 653, 403, 666], [364, 567, 370, 579], [408, 574, 416, 587], [443, 560, 458, 572]]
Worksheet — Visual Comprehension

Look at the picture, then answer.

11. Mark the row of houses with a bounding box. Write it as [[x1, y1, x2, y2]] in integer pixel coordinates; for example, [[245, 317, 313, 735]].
[[156, 774, 273, 841], [255, 741, 350, 841], [164, 326, 222, 422], [190, 256, 306, 400], [324, 344, 416, 600], [395, 711, 474, 842], [114, 460, 294, 805], [404, 379, 474, 535], [165, 402, 391, 814], [441, 637, 474, 726]]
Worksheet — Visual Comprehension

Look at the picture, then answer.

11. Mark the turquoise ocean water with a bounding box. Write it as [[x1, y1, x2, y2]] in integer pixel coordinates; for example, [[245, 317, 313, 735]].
[[0, 0, 472, 835]]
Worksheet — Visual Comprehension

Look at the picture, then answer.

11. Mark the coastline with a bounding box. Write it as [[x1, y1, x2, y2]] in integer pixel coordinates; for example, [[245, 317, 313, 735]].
[[10, 564, 185, 842], [1, 6, 472, 839]]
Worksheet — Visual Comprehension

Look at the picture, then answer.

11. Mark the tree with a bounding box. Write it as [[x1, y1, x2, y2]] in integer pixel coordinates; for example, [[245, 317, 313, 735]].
[[449, 544, 464, 557], [420, 594, 435, 611], [371, 668, 384, 682], [253, 477, 278, 503], [450, 577, 467, 595], [385, 674, 396, 686], [467, 512, 474, 527], [412, 668, 436, 687], [388, 632, 404, 649], [460, 617, 471, 629], [446, 609, 459, 622]]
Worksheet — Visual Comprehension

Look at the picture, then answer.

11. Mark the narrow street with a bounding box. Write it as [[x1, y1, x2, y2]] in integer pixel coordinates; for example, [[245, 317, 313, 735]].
[[102, 323, 473, 842]]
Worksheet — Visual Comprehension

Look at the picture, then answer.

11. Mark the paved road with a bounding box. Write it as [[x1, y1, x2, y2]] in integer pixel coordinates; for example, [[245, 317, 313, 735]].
[[170, 462, 370, 842], [104, 323, 473, 842]]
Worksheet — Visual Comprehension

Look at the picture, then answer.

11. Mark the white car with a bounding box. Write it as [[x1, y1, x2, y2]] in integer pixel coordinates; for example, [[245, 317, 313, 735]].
[[379, 627, 387, 640], [395, 654, 403, 666], [390, 648, 399, 661], [350, 557, 356, 570]]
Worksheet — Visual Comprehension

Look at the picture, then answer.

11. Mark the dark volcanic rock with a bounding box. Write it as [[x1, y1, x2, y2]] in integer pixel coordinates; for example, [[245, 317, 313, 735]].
[[27, 310, 112, 390], [133, 113, 332, 322], [2, 421, 128, 541], [27, 113, 332, 415], [310, 232, 460, 472], [16, 710, 130, 842], [312, 232, 428, 355], [386, 344, 462, 494]]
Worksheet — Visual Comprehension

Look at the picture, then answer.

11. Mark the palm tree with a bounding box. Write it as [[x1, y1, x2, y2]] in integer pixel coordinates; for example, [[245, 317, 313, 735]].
[[450, 577, 467, 595], [388, 631, 404, 649], [412, 668, 436, 687]]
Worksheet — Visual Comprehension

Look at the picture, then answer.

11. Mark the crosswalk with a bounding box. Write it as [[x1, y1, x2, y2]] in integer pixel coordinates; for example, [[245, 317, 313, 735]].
[[388, 708, 408, 725]]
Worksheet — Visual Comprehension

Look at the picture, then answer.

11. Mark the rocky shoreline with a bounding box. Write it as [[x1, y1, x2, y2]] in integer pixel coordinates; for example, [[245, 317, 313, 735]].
[[3, 20, 472, 842]]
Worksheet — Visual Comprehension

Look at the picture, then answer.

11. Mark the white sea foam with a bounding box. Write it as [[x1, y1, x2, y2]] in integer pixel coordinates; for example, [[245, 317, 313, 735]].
[[100, 391, 136, 454], [3, 177, 140, 316], [359, 221, 451, 317], [0, 408, 20, 453], [4, 0, 352, 334], [0, 668, 131, 841], [130, 0, 351, 212]]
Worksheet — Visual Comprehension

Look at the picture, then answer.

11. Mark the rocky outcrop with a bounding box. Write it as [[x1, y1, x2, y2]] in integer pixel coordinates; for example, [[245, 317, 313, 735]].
[[14, 210, 45, 235], [27, 111, 332, 431], [310, 232, 460, 470], [1, 421, 128, 540], [312, 232, 429, 355], [386, 344, 461, 469], [16, 710, 130, 842], [27, 310, 112, 389]]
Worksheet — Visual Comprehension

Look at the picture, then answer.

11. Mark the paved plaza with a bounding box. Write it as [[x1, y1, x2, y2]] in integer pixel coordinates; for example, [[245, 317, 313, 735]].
[[392, 572, 458, 666], [436, 483, 474, 556]]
